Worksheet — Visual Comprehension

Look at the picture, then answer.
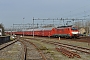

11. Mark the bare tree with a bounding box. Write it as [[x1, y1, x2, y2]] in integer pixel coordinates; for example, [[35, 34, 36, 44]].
[[85, 21, 90, 35], [74, 21, 82, 29]]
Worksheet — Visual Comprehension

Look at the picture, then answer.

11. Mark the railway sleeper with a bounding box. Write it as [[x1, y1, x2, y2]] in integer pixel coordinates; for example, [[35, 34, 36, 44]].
[[60, 47, 81, 58], [54, 41, 90, 51], [56, 47, 81, 58], [61, 51, 74, 58], [56, 48, 74, 58]]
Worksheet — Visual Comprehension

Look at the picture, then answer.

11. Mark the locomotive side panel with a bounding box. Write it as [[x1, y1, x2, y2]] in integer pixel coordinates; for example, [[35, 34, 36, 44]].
[[50, 28, 57, 37], [57, 28, 71, 37]]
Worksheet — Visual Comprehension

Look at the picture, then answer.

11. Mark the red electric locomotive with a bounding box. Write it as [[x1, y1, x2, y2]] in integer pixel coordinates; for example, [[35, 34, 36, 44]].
[[51, 26, 79, 38], [7, 26, 80, 38]]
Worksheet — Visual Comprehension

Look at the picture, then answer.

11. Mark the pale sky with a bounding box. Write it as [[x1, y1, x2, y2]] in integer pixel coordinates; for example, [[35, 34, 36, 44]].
[[0, 0, 90, 28]]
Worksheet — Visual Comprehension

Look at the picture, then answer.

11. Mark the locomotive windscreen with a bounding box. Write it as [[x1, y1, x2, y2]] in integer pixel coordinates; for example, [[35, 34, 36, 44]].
[[71, 27, 78, 31]]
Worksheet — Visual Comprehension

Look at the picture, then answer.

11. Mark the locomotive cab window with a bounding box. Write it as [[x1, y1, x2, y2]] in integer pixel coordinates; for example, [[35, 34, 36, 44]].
[[71, 27, 77, 31]]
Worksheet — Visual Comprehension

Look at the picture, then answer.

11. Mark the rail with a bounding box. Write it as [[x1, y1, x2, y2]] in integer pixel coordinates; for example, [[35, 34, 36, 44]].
[[19, 39, 47, 60], [0, 40, 18, 50], [42, 40, 90, 54]]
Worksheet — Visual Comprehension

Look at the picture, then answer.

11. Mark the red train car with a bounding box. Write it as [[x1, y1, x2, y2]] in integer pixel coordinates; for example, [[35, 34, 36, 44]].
[[6, 26, 80, 38]]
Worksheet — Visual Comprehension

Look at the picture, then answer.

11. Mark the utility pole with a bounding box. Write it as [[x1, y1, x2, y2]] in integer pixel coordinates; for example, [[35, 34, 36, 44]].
[[13, 24, 14, 35], [23, 18, 25, 37], [33, 17, 34, 38], [11, 26, 12, 36]]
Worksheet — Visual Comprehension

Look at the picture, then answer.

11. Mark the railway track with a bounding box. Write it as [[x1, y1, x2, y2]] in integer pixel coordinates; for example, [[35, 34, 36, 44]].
[[24, 36, 90, 43], [42, 40, 90, 54], [0, 39, 24, 60], [25, 37, 90, 58], [24, 37, 90, 54], [19, 39, 47, 60], [23, 38, 90, 54], [0, 40, 17, 50]]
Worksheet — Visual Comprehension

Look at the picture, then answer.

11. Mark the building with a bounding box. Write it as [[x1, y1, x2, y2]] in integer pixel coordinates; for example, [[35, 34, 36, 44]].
[[0, 28, 2, 36]]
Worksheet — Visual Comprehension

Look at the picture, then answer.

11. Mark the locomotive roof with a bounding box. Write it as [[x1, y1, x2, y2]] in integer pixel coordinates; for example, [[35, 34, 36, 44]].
[[57, 25, 72, 28]]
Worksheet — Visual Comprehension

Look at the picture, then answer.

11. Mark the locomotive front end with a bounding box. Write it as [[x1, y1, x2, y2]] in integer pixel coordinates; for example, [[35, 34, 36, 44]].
[[71, 27, 79, 38]]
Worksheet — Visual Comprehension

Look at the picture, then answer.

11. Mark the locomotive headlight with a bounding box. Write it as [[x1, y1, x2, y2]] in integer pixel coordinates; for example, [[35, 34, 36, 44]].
[[72, 32, 79, 34]]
